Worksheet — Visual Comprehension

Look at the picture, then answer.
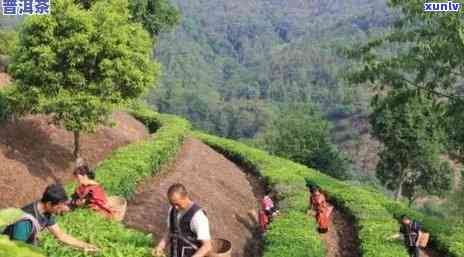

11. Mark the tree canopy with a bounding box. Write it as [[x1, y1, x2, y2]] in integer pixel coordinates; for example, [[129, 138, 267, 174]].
[[256, 104, 352, 180], [347, 0, 463, 201], [348, 0, 463, 97], [129, 0, 180, 36], [371, 89, 452, 203], [74, 0, 180, 36], [9, 0, 159, 158], [0, 29, 17, 56]]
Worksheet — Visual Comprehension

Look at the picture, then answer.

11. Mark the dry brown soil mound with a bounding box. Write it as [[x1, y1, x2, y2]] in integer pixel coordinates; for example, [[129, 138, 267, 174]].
[[0, 112, 149, 208], [124, 137, 265, 257]]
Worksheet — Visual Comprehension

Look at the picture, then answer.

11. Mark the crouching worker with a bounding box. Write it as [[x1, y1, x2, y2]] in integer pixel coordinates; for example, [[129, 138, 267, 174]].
[[69, 164, 126, 221], [2, 184, 99, 252], [153, 183, 212, 257], [259, 191, 279, 232]]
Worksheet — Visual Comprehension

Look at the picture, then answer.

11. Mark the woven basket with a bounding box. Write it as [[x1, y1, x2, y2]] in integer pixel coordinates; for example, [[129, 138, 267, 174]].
[[208, 239, 232, 257], [107, 196, 127, 222], [418, 232, 430, 248]]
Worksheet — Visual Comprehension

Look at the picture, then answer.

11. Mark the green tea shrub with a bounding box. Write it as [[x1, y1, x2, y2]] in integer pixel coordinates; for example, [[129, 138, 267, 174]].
[[0, 209, 46, 257], [36, 107, 190, 257], [0, 87, 13, 122], [379, 198, 464, 257], [194, 132, 408, 257], [95, 110, 190, 197], [0, 236, 46, 257], [40, 210, 153, 257], [194, 132, 326, 257]]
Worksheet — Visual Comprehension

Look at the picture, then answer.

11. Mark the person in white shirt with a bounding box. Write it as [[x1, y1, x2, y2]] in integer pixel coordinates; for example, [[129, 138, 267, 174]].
[[153, 183, 212, 257]]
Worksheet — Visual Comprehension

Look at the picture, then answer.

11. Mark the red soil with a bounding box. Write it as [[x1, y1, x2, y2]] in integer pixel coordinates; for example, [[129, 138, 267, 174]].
[[0, 112, 149, 208], [124, 137, 265, 257]]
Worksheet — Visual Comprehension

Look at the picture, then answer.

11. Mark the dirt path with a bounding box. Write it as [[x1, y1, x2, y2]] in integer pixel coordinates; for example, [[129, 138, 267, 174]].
[[321, 204, 360, 257], [124, 137, 265, 257]]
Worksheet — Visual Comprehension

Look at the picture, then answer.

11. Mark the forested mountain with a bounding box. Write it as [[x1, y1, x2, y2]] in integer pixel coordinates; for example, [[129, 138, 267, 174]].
[[150, 0, 394, 139], [145, 0, 398, 181]]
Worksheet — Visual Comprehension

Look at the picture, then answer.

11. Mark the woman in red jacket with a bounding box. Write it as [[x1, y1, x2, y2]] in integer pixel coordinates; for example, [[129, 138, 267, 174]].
[[308, 184, 332, 233], [70, 165, 115, 219]]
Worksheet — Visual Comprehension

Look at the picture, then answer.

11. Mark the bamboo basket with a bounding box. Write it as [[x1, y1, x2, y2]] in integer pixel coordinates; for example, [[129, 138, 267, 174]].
[[107, 196, 127, 222], [418, 232, 430, 248], [208, 239, 232, 257]]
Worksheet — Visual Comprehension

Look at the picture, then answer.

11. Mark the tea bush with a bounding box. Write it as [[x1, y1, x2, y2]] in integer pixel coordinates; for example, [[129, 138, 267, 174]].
[[378, 196, 464, 257], [194, 132, 326, 257], [2, 105, 462, 257], [194, 131, 409, 257], [37, 107, 190, 257], [0, 236, 46, 257], [95, 110, 190, 198], [0, 86, 13, 122], [40, 210, 153, 257], [0, 209, 47, 257]]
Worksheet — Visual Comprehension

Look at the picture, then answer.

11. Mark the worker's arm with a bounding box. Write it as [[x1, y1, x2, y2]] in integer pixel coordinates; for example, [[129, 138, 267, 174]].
[[191, 211, 212, 257], [388, 233, 401, 240], [153, 232, 170, 256], [192, 239, 212, 257], [48, 224, 99, 252]]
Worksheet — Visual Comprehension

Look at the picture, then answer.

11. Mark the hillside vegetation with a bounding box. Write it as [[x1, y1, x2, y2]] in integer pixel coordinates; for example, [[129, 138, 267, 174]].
[[150, 0, 464, 216], [148, 0, 397, 188], [150, 0, 392, 138], [0, 99, 462, 257], [194, 132, 464, 257], [1, 0, 463, 256]]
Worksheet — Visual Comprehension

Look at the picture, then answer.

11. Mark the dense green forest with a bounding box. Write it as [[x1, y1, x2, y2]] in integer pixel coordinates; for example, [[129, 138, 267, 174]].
[[1, 2, 463, 257], [150, 0, 394, 138], [148, 0, 397, 180], [1, 1, 394, 179], [148, 0, 464, 215]]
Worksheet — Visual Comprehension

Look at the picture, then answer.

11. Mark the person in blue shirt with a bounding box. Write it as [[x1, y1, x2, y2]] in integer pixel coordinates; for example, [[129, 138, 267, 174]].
[[2, 184, 99, 253]]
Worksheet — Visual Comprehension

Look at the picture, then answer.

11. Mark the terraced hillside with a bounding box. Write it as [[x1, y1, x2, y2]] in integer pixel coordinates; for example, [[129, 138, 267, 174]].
[[1, 106, 463, 257]]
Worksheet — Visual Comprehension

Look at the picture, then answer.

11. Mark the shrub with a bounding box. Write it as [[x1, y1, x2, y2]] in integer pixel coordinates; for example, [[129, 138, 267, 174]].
[[194, 132, 327, 257], [0, 236, 46, 257], [194, 131, 409, 257], [94, 110, 190, 198], [379, 197, 464, 257], [38, 107, 190, 257], [40, 210, 153, 257], [0, 87, 13, 122], [0, 209, 46, 257]]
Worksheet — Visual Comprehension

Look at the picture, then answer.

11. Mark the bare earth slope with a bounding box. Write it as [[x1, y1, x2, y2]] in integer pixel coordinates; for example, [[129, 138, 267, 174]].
[[0, 112, 149, 208], [124, 137, 265, 257]]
